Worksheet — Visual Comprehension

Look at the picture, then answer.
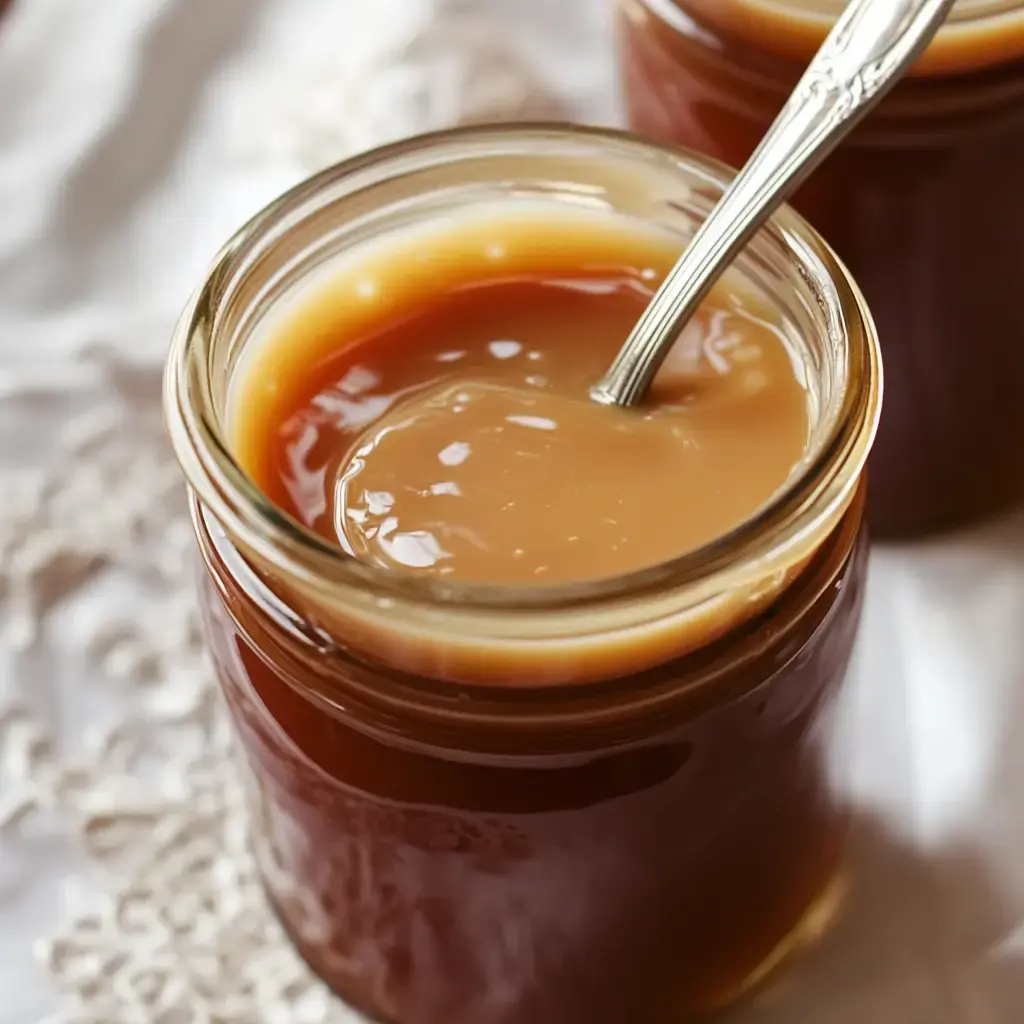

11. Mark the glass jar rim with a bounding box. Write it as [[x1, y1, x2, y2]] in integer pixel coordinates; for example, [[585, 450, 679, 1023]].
[[164, 122, 880, 621]]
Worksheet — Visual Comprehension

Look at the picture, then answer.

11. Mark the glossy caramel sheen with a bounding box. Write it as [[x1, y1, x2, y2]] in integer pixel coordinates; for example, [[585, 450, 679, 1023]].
[[231, 209, 809, 584]]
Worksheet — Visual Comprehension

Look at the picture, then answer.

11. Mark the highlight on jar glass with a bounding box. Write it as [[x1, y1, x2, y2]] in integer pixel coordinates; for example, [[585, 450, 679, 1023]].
[[617, 0, 1024, 537], [164, 125, 882, 1024]]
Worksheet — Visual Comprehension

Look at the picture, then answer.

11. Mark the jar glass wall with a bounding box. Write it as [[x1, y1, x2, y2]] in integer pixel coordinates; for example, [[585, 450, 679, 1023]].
[[618, 0, 1024, 536], [165, 125, 881, 1023]]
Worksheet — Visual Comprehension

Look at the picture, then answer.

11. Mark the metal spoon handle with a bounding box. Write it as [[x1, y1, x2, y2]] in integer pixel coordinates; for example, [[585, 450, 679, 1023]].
[[592, 0, 956, 408]]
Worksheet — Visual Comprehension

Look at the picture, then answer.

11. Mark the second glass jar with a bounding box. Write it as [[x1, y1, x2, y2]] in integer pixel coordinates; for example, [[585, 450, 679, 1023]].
[[618, 0, 1024, 536]]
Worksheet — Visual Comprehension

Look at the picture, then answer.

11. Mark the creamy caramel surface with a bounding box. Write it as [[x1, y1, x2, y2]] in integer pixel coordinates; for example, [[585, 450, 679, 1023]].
[[231, 209, 810, 586], [674, 0, 1024, 74]]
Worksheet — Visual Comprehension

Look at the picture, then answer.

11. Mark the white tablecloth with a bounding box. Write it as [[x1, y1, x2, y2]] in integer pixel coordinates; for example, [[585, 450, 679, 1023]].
[[1, 1, 1022, 1022]]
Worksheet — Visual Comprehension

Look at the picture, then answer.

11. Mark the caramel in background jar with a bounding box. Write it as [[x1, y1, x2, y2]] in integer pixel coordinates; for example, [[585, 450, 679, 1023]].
[[619, 0, 1024, 536]]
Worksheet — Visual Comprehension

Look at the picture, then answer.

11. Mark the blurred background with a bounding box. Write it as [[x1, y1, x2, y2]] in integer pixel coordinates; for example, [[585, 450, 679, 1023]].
[[2, 1, 1023, 1023]]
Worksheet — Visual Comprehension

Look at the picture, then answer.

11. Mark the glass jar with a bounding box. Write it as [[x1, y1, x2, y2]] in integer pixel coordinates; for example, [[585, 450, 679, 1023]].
[[165, 125, 881, 1024], [618, 0, 1024, 537]]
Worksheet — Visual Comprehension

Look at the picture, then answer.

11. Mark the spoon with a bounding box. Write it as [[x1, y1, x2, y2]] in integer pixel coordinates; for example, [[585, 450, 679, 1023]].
[[591, 0, 956, 409]]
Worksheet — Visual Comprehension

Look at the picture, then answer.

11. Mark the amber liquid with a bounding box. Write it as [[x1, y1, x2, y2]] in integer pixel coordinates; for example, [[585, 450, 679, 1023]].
[[200, 504, 864, 1023], [202, 207, 863, 1022]]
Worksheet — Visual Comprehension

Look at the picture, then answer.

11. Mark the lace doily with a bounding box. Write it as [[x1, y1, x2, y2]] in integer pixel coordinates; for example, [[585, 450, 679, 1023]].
[[0, 349, 339, 1024], [0, 4, 583, 1020]]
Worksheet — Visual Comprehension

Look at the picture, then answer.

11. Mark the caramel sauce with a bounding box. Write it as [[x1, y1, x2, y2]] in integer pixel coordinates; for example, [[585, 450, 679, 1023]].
[[192, 203, 867, 1023], [231, 208, 810, 586], [678, 0, 1024, 75]]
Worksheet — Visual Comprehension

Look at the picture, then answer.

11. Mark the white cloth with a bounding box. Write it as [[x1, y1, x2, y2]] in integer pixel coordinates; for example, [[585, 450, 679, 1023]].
[[0, 1, 1021, 1021]]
